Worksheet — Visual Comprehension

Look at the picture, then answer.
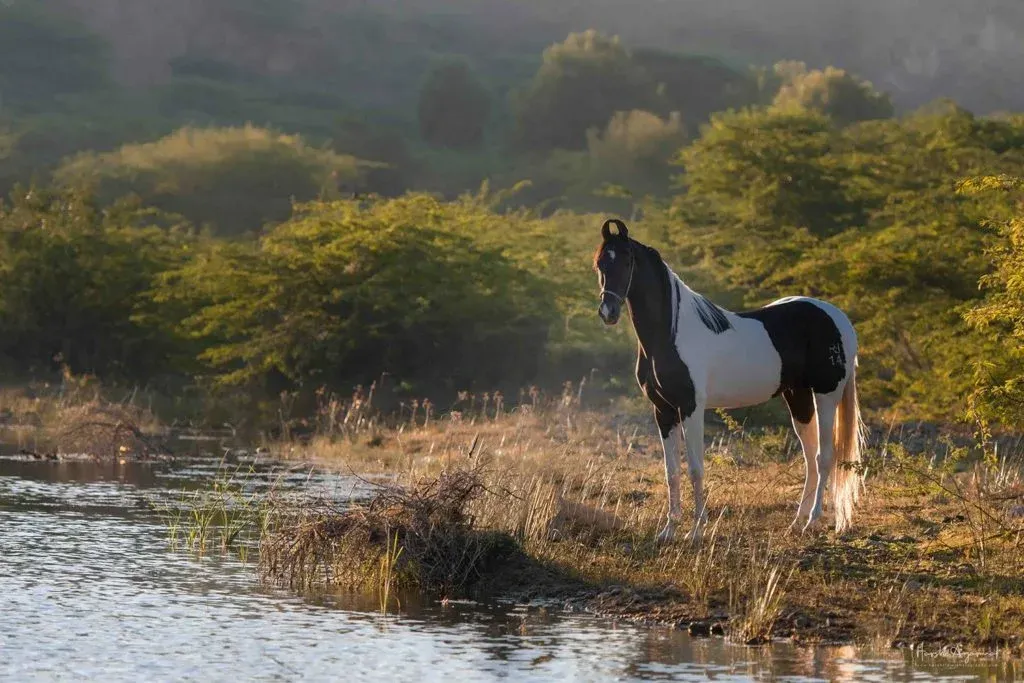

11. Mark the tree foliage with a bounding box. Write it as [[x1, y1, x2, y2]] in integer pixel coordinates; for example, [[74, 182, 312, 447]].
[[673, 105, 1024, 421], [771, 61, 893, 125], [959, 176, 1024, 431], [155, 194, 561, 393], [0, 187, 192, 380], [417, 60, 492, 149], [511, 30, 663, 151], [677, 107, 856, 242], [0, 6, 1022, 429], [54, 125, 378, 236], [632, 49, 759, 126], [586, 110, 687, 197]]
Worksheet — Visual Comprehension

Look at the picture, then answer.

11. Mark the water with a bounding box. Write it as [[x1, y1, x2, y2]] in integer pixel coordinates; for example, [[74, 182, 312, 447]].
[[0, 457, 1016, 682]]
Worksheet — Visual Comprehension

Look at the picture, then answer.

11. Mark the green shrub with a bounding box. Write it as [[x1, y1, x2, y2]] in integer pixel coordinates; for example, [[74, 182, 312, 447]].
[[511, 30, 663, 151], [154, 194, 562, 393], [55, 125, 379, 236], [0, 187, 192, 380], [960, 176, 1024, 431], [771, 61, 894, 125], [586, 110, 688, 197]]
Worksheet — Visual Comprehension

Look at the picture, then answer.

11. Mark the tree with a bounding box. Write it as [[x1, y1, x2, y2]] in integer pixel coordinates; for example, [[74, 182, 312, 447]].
[[586, 110, 687, 197], [771, 61, 894, 126], [0, 187, 192, 380], [54, 125, 379, 236], [632, 49, 760, 127], [960, 175, 1024, 431], [417, 60, 492, 149], [511, 30, 662, 151], [155, 194, 559, 393], [676, 107, 857, 245], [671, 106, 1024, 420]]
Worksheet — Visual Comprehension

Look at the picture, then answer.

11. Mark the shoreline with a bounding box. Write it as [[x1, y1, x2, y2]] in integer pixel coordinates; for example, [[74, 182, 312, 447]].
[[1, 388, 1021, 661]]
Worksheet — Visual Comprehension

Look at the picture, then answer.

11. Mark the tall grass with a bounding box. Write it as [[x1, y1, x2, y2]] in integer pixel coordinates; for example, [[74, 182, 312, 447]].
[[157, 458, 269, 556], [149, 378, 1024, 655]]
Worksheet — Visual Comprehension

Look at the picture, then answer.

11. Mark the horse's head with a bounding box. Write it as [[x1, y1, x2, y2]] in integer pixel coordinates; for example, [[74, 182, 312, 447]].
[[593, 218, 634, 326]]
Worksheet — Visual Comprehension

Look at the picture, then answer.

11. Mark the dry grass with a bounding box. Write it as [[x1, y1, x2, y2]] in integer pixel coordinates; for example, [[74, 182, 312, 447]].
[[262, 381, 1024, 655], [0, 370, 170, 459], [258, 467, 507, 595]]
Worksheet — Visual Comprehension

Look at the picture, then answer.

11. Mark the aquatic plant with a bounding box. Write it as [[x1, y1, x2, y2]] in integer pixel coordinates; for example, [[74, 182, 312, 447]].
[[158, 459, 268, 556]]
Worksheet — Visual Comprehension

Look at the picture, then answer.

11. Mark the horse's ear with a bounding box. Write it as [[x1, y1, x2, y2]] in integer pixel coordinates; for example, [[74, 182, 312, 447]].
[[601, 219, 628, 240]]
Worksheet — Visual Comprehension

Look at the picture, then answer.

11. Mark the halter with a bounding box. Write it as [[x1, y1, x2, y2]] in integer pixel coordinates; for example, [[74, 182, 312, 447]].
[[599, 243, 636, 304]]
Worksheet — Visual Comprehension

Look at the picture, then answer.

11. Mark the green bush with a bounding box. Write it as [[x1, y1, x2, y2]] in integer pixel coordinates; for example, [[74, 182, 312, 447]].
[[154, 194, 562, 393], [511, 30, 663, 151], [0, 187, 192, 380], [960, 176, 1024, 431], [672, 104, 1024, 421], [586, 110, 688, 197], [632, 49, 760, 126], [54, 125, 379, 236], [676, 106, 856, 240], [771, 61, 894, 125]]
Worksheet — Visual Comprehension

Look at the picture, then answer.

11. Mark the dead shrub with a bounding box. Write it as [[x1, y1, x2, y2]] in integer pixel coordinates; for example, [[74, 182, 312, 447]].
[[258, 467, 511, 596], [49, 400, 170, 459]]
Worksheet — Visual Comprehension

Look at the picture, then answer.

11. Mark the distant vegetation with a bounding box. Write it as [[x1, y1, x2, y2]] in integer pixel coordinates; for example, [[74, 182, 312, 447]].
[[54, 126, 375, 236], [1, 1, 1023, 434], [417, 60, 492, 150]]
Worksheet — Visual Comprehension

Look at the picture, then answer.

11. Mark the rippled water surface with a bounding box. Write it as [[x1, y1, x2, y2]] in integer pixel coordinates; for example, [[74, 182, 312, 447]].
[[0, 457, 1016, 682]]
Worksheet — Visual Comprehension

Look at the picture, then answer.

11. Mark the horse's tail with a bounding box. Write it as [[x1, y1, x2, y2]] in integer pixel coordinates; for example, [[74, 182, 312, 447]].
[[832, 359, 867, 533]]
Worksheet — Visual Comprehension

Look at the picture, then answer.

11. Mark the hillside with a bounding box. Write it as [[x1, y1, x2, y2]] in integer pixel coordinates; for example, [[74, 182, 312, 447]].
[[41, 0, 1024, 114]]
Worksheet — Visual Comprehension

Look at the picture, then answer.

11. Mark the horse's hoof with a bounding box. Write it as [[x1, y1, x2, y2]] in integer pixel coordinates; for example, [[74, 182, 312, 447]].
[[656, 524, 676, 545], [802, 514, 823, 534]]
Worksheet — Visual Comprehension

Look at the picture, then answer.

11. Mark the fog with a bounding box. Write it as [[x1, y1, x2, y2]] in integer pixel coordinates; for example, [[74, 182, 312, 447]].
[[42, 0, 1024, 113]]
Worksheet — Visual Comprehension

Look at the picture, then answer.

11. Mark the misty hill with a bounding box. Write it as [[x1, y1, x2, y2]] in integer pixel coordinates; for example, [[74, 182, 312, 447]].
[[42, 0, 1024, 115], [3, 0, 1024, 223]]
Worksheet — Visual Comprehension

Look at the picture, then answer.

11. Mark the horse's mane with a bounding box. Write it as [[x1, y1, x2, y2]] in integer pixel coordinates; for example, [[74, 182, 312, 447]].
[[628, 239, 678, 348]]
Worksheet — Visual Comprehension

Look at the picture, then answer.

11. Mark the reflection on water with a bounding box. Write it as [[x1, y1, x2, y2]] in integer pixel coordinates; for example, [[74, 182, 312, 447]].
[[0, 457, 1017, 682]]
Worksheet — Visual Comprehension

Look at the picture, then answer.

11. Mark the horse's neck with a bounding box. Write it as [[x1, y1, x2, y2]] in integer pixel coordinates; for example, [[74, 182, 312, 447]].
[[626, 258, 679, 359], [628, 259, 729, 357]]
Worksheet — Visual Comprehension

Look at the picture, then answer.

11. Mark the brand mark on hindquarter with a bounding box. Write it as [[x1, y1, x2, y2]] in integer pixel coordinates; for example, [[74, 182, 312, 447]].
[[829, 343, 844, 368]]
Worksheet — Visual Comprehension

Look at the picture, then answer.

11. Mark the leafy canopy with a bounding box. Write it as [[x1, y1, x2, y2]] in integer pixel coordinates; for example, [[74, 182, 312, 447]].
[[54, 125, 379, 236], [155, 194, 562, 393]]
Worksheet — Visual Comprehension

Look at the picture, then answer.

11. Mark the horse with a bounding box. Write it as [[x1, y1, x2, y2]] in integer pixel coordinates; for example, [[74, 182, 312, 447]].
[[593, 218, 866, 543]]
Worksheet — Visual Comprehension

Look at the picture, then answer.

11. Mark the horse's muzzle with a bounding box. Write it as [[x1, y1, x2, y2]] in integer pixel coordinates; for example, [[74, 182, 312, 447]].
[[598, 297, 621, 325]]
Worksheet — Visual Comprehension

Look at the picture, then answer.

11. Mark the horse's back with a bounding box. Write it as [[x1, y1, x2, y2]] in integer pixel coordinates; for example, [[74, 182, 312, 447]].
[[765, 296, 857, 353], [739, 295, 857, 397]]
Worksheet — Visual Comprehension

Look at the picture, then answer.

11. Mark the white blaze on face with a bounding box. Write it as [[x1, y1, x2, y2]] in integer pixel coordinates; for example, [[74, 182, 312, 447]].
[[600, 303, 611, 318], [607, 250, 616, 261]]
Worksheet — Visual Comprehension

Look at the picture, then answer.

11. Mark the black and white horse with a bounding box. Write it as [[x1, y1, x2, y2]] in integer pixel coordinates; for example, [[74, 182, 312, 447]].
[[593, 219, 865, 542]]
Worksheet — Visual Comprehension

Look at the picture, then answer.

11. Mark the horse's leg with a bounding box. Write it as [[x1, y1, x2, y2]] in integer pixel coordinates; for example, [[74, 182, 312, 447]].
[[681, 405, 707, 542], [655, 406, 683, 544], [804, 389, 842, 532], [783, 388, 818, 532]]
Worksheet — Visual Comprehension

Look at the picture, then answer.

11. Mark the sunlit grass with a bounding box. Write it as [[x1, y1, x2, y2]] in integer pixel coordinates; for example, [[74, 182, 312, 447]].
[[147, 380, 1024, 656]]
